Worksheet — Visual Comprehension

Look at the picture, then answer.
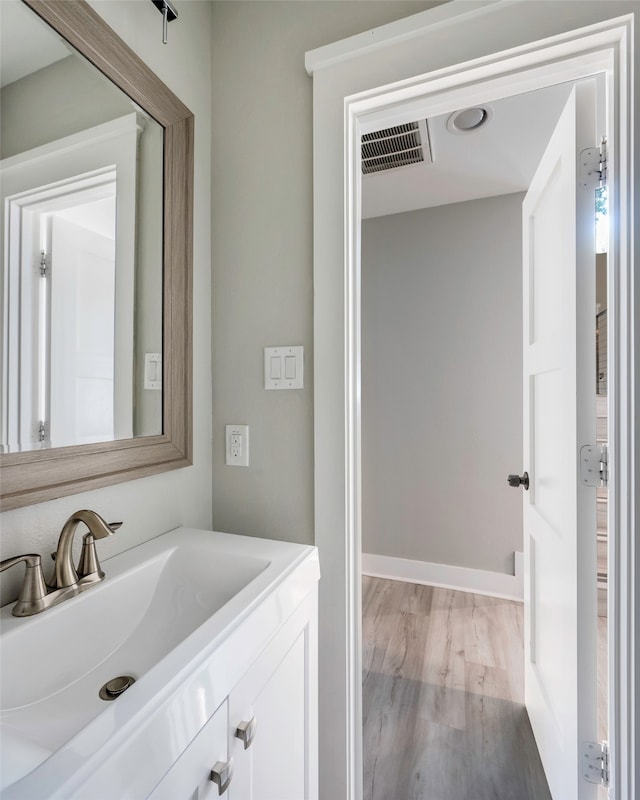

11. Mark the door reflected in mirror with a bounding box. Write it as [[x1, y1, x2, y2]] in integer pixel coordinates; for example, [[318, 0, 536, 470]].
[[0, 0, 163, 453]]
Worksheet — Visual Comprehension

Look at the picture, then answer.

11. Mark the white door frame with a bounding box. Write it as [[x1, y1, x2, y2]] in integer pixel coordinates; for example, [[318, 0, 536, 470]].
[[2, 170, 117, 450], [1, 113, 141, 452], [309, 8, 636, 800]]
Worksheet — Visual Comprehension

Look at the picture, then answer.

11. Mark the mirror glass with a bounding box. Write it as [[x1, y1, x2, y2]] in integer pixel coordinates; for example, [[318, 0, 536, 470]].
[[0, 0, 163, 453]]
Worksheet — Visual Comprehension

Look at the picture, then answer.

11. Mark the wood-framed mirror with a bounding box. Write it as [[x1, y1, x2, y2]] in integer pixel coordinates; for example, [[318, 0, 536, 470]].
[[0, 0, 193, 510]]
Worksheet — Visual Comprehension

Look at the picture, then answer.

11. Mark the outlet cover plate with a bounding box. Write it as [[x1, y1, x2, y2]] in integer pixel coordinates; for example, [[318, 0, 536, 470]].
[[225, 424, 249, 467]]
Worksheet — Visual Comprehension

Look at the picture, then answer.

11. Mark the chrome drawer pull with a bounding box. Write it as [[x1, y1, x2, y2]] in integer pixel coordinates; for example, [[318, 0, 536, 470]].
[[235, 716, 257, 750], [210, 758, 233, 795]]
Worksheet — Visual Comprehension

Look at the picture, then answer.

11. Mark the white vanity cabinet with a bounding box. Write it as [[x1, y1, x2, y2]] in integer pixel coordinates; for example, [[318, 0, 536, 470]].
[[148, 590, 317, 800], [1, 530, 319, 800]]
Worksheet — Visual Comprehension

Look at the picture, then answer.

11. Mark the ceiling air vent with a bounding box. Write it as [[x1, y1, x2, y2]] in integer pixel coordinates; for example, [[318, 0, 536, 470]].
[[361, 120, 432, 175]]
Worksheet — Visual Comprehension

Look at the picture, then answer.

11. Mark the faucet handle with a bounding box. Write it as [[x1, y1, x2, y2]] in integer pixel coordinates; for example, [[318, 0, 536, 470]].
[[76, 522, 120, 581], [0, 554, 48, 617], [77, 533, 104, 581]]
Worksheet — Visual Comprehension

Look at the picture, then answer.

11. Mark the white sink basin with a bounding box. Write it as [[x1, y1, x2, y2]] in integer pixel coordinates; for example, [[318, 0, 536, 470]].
[[0, 528, 319, 796]]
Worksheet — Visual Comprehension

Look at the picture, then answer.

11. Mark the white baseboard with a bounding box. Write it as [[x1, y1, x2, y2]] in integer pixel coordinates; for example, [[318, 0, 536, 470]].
[[361, 551, 524, 602]]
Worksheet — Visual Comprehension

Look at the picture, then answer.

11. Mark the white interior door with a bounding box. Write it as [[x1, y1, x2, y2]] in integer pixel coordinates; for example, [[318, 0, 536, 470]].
[[50, 216, 116, 446], [522, 81, 599, 800]]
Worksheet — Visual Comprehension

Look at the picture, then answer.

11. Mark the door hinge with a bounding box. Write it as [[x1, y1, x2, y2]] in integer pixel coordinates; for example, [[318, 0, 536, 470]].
[[580, 443, 608, 488], [38, 420, 48, 442], [581, 740, 609, 787], [39, 251, 49, 277], [579, 139, 607, 190], [599, 137, 607, 187]]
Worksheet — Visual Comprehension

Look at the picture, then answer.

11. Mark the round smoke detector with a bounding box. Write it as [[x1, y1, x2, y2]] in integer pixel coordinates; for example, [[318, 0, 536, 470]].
[[446, 106, 493, 134]]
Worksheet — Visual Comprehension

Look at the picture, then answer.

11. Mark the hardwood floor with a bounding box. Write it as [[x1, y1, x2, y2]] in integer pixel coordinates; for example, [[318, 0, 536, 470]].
[[362, 577, 552, 800]]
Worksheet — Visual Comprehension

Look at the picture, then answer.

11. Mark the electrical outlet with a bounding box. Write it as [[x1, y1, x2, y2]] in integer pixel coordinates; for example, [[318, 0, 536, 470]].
[[225, 425, 249, 467]]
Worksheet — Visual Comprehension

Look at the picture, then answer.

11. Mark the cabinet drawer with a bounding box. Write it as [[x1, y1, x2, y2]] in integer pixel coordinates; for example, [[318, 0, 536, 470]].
[[148, 701, 229, 800]]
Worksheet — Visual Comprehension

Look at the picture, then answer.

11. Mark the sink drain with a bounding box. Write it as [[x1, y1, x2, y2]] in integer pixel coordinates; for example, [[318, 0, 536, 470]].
[[99, 675, 136, 701]]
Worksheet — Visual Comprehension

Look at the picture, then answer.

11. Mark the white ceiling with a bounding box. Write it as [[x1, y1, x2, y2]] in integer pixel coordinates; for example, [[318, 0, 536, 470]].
[[0, 0, 70, 88], [362, 82, 575, 219]]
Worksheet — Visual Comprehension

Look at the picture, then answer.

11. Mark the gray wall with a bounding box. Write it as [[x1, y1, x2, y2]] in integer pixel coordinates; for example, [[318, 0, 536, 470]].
[[362, 194, 524, 575], [210, 0, 443, 544], [1, 56, 132, 159]]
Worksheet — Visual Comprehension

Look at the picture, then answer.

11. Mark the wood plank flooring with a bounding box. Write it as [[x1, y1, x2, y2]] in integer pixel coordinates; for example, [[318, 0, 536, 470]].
[[362, 577, 552, 800]]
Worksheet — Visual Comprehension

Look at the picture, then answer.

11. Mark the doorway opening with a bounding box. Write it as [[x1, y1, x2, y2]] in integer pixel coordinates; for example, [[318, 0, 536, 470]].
[[1, 169, 125, 451], [359, 74, 609, 798], [2, 171, 118, 452], [308, 11, 635, 799]]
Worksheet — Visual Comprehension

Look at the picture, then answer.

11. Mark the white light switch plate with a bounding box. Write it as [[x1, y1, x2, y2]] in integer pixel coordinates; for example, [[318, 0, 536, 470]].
[[225, 424, 249, 467], [144, 353, 162, 390], [264, 346, 303, 390]]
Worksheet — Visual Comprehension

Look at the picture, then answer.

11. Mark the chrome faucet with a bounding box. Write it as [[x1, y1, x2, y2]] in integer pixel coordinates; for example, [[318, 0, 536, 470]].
[[0, 510, 122, 617]]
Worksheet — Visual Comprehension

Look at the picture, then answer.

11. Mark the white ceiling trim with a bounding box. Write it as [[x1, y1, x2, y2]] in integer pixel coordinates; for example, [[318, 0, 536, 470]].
[[304, 0, 504, 76]]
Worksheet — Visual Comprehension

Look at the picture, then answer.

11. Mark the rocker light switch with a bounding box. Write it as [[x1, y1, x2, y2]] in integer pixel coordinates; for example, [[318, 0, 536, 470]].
[[285, 355, 296, 380], [270, 356, 282, 379], [264, 346, 303, 390]]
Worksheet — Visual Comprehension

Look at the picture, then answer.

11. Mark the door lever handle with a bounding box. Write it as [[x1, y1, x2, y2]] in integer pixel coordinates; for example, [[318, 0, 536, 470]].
[[508, 472, 529, 490]]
